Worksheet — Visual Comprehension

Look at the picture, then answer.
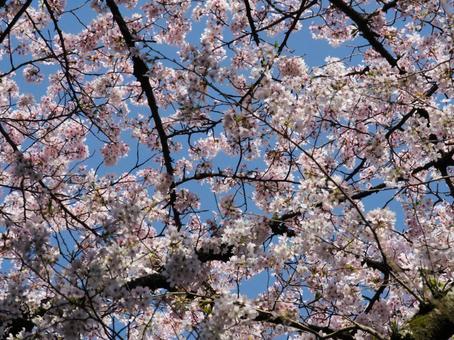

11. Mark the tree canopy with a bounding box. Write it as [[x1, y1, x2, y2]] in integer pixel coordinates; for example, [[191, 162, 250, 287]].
[[0, 0, 453, 339]]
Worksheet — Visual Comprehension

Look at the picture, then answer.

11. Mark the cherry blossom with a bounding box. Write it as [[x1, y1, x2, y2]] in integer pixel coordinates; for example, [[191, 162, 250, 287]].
[[0, 0, 452, 339]]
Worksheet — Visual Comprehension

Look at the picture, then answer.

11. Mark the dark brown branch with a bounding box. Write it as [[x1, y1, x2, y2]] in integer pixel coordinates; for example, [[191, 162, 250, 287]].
[[412, 149, 454, 197], [1, 315, 35, 340], [382, 0, 398, 12], [350, 183, 387, 200], [243, 0, 260, 46], [106, 0, 182, 229], [0, 0, 33, 45], [345, 158, 366, 181], [277, 0, 312, 55], [125, 272, 171, 291], [196, 245, 234, 262], [385, 83, 439, 139], [177, 171, 300, 186], [329, 0, 400, 69], [269, 212, 299, 236], [436, 165, 454, 198], [364, 272, 390, 313], [255, 310, 356, 340], [412, 150, 454, 174], [344, 84, 439, 191], [380, 82, 453, 197]]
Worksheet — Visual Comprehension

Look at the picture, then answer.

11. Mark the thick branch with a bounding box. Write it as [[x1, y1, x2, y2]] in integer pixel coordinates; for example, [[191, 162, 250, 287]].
[[243, 0, 260, 46], [0, 0, 33, 45], [106, 0, 182, 229], [329, 0, 399, 69], [255, 309, 355, 340], [125, 272, 171, 291], [385, 83, 439, 139], [382, 0, 398, 12], [1, 315, 35, 340]]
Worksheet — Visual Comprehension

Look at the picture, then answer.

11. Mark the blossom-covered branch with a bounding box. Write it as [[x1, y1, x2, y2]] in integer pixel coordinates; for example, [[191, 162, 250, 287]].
[[0, 0, 452, 339]]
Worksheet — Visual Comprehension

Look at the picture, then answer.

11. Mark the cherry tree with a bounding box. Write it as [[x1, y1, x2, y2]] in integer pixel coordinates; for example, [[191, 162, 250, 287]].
[[0, 0, 452, 339]]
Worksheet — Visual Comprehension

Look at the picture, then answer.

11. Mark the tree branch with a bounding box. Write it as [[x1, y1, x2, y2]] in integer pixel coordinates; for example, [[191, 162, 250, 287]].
[[329, 0, 400, 70], [243, 0, 260, 46], [0, 0, 33, 45], [255, 309, 356, 339], [385, 83, 439, 139], [106, 0, 182, 229]]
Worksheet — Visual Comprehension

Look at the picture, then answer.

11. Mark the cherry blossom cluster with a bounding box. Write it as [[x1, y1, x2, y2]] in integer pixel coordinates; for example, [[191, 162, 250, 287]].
[[0, 0, 452, 339]]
